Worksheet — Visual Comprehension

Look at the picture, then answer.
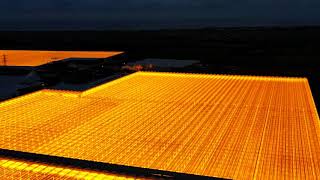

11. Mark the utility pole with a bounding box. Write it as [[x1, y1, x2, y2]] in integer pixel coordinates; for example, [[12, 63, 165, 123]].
[[51, 57, 58, 63], [2, 54, 7, 66]]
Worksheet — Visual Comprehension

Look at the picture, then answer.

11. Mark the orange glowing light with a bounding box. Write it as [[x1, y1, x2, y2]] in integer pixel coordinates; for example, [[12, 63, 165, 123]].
[[0, 50, 123, 66], [0, 72, 319, 179], [0, 158, 140, 179]]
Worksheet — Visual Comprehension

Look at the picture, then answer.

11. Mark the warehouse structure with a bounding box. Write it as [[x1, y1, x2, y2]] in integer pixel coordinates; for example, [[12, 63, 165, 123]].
[[0, 72, 319, 179], [0, 50, 126, 101]]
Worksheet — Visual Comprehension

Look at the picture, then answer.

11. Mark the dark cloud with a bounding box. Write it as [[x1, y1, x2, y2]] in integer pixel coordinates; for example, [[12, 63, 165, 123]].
[[0, 0, 320, 30]]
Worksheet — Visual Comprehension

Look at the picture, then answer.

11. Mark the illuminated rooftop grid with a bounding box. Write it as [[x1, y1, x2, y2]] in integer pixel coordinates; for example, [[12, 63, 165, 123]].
[[0, 50, 123, 66], [0, 72, 319, 179], [0, 158, 142, 179]]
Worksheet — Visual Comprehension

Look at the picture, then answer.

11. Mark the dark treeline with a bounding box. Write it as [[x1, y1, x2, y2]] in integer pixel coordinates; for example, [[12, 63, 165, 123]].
[[0, 27, 319, 65]]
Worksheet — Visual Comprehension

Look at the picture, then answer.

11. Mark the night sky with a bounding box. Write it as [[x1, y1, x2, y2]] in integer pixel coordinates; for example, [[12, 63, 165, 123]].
[[1, 0, 320, 30]]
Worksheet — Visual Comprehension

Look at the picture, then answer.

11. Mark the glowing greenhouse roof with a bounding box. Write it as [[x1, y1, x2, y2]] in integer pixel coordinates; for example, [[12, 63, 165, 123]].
[[0, 50, 123, 66], [0, 72, 319, 179], [0, 158, 140, 179]]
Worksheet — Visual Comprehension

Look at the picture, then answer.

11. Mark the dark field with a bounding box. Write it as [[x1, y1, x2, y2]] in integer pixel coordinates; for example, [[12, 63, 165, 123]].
[[0, 27, 319, 113]]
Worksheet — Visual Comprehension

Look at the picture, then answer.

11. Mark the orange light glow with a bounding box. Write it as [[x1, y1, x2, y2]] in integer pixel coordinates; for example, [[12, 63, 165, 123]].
[[0, 72, 319, 179], [0, 50, 123, 66], [0, 158, 140, 179]]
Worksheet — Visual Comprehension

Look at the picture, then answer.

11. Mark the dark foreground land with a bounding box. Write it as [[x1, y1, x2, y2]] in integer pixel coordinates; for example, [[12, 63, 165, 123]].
[[0, 27, 319, 113]]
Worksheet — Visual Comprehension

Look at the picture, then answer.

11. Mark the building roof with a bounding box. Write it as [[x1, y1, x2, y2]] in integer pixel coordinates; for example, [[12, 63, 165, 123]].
[[0, 72, 319, 179], [129, 58, 199, 68], [0, 50, 123, 67]]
